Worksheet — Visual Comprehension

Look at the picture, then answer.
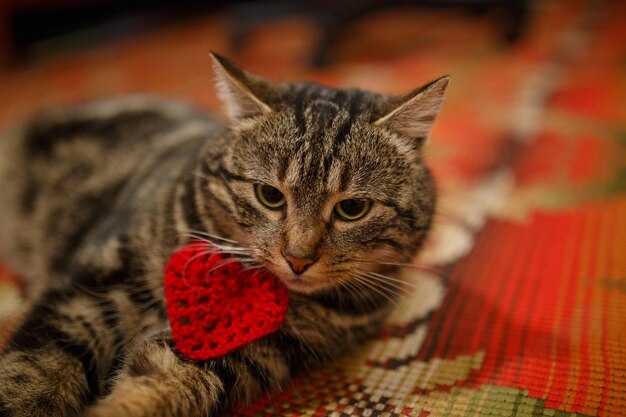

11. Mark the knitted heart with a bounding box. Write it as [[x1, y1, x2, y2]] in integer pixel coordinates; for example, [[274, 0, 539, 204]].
[[164, 242, 289, 360]]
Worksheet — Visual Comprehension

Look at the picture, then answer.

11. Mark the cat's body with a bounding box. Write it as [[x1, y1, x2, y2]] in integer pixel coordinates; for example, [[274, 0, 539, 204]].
[[0, 98, 216, 297], [0, 55, 447, 417]]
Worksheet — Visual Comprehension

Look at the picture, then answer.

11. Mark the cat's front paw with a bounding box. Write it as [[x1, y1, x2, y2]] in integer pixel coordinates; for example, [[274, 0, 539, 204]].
[[0, 350, 88, 417]]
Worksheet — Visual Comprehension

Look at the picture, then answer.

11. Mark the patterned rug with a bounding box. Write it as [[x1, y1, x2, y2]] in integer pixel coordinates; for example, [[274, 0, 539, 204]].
[[1, 0, 625, 416]]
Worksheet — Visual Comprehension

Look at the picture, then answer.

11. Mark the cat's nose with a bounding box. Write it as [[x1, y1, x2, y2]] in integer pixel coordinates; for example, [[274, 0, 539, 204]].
[[282, 253, 317, 274]]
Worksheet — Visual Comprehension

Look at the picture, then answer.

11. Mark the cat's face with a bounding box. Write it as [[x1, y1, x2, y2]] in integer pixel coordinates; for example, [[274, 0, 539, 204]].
[[201, 54, 447, 295]]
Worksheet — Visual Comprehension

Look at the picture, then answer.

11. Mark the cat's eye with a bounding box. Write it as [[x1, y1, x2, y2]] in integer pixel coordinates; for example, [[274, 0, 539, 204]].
[[334, 199, 371, 221], [255, 184, 286, 209]]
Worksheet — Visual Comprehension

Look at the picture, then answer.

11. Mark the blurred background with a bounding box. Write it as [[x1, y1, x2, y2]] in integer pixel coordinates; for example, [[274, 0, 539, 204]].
[[1, 1, 626, 415], [0, 0, 623, 192]]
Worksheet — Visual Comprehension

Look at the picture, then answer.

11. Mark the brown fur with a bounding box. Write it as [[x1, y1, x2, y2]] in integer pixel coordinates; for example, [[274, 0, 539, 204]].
[[0, 54, 447, 416]]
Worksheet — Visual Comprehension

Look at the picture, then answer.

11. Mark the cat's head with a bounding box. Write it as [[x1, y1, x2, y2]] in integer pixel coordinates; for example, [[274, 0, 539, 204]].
[[200, 53, 448, 296]]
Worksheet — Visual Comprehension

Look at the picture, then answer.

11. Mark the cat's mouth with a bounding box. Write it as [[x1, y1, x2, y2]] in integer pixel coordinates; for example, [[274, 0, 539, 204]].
[[284, 271, 337, 292], [281, 276, 309, 290], [259, 251, 350, 294], [262, 259, 328, 294], [278, 275, 330, 294]]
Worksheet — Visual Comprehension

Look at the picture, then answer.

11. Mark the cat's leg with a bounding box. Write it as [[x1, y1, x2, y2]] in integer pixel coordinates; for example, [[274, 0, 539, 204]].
[[0, 348, 88, 417], [0, 287, 130, 417], [84, 339, 290, 417]]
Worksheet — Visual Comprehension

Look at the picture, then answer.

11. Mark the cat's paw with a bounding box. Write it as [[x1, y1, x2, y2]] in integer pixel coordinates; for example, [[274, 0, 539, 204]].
[[84, 402, 124, 417], [84, 389, 157, 417], [83, 380, 218, 417]]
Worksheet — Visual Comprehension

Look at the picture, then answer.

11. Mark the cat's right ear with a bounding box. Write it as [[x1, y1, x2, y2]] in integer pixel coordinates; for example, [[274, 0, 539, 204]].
[[373, 76, 450, 149], [210, 53, 275, 121]]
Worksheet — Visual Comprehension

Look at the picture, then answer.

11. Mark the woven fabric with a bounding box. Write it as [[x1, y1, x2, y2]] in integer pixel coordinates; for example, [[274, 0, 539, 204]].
[[0, 0, 625, 416]]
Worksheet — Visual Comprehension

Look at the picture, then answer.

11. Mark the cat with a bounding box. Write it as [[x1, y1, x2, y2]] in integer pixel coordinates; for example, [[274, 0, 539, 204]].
[[0, 53, 448, 417]]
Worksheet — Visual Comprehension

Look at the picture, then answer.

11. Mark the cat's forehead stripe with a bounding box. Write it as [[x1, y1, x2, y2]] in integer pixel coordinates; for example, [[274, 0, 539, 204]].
[[285, 105, 355, 196], [285, 87, 367, 190]]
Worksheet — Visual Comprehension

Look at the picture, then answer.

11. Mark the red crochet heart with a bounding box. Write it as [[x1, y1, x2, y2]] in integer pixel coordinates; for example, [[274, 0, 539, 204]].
[[164, 242, 289, 360]]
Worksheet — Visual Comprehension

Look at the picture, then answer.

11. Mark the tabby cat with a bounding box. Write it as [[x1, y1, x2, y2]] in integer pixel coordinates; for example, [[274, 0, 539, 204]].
[[0, 54, 448, 417]]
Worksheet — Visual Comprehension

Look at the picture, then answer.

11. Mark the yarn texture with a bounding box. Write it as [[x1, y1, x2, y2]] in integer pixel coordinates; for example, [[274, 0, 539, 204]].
[[164, 243, 289, 360]]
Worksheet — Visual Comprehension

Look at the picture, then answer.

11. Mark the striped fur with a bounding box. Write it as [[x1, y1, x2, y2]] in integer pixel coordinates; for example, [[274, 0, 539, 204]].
[[0, 54, 447, 417]]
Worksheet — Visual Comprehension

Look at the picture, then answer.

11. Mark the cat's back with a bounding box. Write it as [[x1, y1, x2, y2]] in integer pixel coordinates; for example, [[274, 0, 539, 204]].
[[0, 96, 221, 289], [10, 95, 214, 163]]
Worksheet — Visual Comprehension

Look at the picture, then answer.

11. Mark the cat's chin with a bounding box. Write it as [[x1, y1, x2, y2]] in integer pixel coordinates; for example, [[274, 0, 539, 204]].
[[277, 275, 329, 295]]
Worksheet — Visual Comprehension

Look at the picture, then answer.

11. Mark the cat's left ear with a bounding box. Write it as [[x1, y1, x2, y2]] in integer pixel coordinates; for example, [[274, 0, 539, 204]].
[[373, 76, 450, 148], [210, 52, 276, 121]]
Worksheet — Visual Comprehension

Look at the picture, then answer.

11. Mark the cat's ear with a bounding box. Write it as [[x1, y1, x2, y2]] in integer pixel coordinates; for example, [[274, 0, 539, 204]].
[[210, 53, 275, 121], [373, 76, 449, 147]]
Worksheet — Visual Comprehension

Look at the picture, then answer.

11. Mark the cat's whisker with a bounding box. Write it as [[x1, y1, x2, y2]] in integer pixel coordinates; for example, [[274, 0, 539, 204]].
[[204, 256, 254, 275], [176, 229, 253, 256], [178, 228, 241, 245], [331, 284, 345, 305], [337, 279, 366, 310], [177, 246, 252, 260], [186, 247, 241, 267], [354, 268, 416, 287], [182, 236, 252, 254], [354, 271, 416, 297], [356, 270, 418, 288], [354, 282, 399, 309], [354, 271, 415, 300], [238, 262, 266, 273], [179, 241, 250, 256], [179, 233, 239, 248], [71, 282, 110, 299], [193, 170, 210, 181], [176, 246, 264, 284], [229, 256, 260, 269], [350, 273, 400, 308], [180, 250, 218, 279], [176, 242, 220, 252], [182, 233, 250, 251], [341, 279, 378, 311], [174, 237, 264, 282]]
